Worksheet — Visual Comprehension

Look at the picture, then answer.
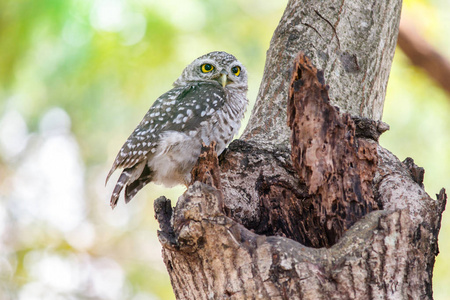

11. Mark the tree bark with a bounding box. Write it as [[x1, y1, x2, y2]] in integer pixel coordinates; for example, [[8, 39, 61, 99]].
[[154, 0, 447, 299], [242, 0, 401, 147]]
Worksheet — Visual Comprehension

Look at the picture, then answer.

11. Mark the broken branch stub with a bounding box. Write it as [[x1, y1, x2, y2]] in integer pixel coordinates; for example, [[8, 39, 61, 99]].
[[190, 141, 222, 191]]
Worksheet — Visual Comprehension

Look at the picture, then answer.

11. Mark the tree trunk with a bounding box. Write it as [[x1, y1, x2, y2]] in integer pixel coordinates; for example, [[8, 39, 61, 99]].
[[154, 0, 447, 299]]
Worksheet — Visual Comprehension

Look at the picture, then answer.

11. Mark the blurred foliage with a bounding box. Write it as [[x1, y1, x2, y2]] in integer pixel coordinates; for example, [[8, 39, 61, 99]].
[[0, 0, 449, 299]]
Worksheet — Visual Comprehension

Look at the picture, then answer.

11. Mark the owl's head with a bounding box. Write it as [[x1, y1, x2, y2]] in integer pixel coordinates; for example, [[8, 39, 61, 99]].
[[174, 51, 248, 90]]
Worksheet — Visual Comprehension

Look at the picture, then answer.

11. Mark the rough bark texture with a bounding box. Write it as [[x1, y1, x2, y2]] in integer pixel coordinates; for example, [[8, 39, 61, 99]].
[[154, 0, 447, 299]]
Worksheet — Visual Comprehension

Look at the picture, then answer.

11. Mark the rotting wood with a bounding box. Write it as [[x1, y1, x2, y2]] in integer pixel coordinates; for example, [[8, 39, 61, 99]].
[[287, 52, 380, 246]]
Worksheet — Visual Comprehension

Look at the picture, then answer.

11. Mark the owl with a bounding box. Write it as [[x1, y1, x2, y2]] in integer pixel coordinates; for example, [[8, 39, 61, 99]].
[[106, 51, 248, 208]]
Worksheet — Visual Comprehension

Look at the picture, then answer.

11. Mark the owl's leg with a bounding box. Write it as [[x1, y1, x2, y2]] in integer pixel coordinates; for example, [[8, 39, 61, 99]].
[[124, 165, 153, 203]]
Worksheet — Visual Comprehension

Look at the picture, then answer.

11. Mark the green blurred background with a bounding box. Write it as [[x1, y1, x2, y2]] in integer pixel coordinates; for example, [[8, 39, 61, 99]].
[[0, 0, 448, 299]]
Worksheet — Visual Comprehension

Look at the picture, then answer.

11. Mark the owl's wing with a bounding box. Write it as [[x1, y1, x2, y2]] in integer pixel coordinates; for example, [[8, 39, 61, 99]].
[[106, 82, 226, 184], [162, 81, 227, 132]]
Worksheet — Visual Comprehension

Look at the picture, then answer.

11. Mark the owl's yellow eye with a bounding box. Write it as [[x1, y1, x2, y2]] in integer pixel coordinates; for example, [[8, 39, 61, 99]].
[[231, 66, 241, 76], [201, 63, 214, 73]]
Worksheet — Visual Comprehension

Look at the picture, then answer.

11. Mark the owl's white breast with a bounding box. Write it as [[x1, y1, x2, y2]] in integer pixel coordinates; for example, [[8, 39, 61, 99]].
[[148, 130, 202, 187]]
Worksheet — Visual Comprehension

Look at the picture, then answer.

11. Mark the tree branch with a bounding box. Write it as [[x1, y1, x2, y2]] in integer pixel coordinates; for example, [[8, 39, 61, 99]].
[[397, 17, 450, 96]]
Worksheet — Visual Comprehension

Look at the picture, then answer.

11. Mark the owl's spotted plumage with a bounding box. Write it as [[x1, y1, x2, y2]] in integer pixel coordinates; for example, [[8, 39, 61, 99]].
[[106, 51, 248, 208]]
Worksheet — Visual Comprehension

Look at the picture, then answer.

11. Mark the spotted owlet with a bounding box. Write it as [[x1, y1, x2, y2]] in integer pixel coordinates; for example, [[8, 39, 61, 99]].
[[106, 51, 248, 208]]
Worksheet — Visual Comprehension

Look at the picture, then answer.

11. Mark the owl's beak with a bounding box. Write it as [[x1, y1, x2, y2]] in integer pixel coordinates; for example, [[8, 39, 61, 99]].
[[220, 70, 228, 87]]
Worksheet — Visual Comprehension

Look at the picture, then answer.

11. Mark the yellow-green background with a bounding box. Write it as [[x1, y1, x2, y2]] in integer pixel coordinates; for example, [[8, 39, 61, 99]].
[[0, 0, 448, 299]]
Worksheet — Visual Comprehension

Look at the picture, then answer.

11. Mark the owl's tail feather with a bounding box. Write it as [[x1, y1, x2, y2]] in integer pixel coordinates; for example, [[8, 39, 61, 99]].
[[105, 166, 116, 186], [110, 168, 132, 209], [125, 165, 153, 204], [109, 162, 147, 209]]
